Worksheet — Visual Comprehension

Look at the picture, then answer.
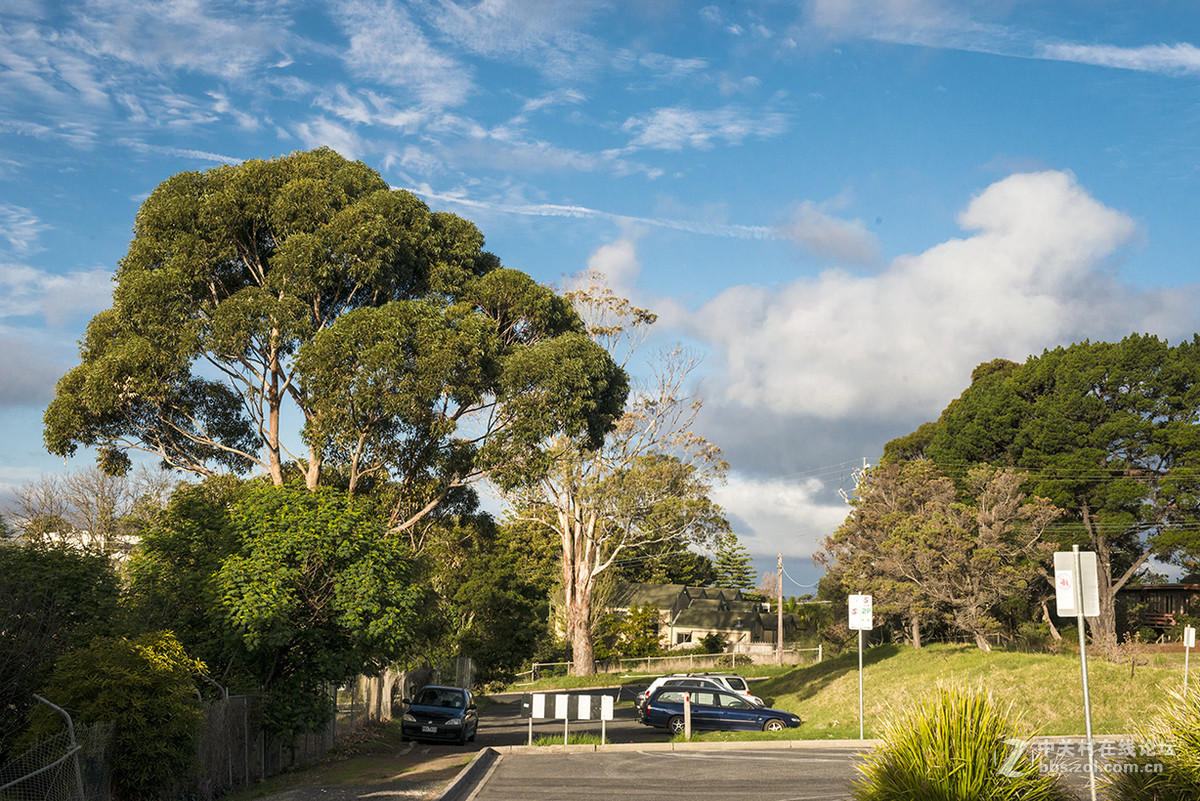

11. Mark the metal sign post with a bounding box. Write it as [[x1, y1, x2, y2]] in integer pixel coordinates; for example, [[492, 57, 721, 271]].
[[1054, 547, 1100, 801], [848, 593, 873, 740], [1185, 627, 1196, 698]]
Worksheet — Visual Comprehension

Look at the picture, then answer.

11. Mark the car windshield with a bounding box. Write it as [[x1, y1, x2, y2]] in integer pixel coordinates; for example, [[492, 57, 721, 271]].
[[414, 688, 465, 708]]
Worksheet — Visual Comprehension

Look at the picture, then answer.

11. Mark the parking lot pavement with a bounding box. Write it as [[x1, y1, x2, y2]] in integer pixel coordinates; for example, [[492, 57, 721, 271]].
[[462, 746, 868, 801]]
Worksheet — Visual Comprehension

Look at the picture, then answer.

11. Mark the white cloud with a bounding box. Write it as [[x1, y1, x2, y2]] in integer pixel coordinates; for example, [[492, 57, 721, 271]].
[[292, 118, 368, 162], [0, 265, 112, 327], [672, 171, 1195, 422], [76, 0, 295, 80], [337, 0, 475, 109], [804, 0, 1200, 78], [586, 234, 642, 298], [776, 201, 880, 265], [1038, 42, 1200, 76], [713, 474, 849, 564], [0, 204, 49, 254], [622, 106, 790, 151]]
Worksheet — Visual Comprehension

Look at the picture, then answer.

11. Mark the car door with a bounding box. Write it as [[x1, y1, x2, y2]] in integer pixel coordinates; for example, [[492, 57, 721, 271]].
[[716, 691, 760, 730], [685, 690, 723, 730]]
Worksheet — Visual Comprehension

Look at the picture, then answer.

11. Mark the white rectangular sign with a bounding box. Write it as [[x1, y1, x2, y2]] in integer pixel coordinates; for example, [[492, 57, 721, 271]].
[[1186, 626, 1196, 649], [554, 694, 569, 720], [849, 594, 873, 630], [1053, 551, 1100, 617]]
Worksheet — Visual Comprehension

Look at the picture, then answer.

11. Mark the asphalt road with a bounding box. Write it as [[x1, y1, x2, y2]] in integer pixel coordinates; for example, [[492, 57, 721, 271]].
[[469, 747, 866, 801]]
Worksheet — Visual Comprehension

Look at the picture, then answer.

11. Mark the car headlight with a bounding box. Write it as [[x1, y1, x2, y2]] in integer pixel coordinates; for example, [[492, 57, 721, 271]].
[[444, 718, 462, 726], [403, 713, 416, 722]]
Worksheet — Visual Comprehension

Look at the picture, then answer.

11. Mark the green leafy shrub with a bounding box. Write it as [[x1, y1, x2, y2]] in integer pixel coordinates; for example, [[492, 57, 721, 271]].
[[1104, 689, 1200, 800], [28, 631, 204, 801], [853, 683, 1073, 801], [0, 543, 120, 758]]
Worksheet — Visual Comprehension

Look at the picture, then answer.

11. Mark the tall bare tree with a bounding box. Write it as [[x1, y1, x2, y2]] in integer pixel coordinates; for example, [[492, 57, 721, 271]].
[[6, 465, 178, 557], [819, 461, 1060, 650], [506, 273, 729, 675]]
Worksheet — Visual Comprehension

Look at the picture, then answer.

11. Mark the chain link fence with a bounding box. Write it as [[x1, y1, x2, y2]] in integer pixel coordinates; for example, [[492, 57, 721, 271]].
[[2, 672, 400, 801], [0, 719, 113, 801]]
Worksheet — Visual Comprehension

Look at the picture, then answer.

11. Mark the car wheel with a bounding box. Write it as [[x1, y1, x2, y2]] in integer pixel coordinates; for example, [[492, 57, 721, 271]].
[[763, 719, 786, 732], [468, 725, 477, 743], [458, 726, 468, 746], [668, 716, 685, 735]]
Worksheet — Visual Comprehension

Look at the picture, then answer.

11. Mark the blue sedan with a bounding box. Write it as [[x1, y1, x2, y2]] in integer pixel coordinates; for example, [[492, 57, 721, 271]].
[[637, 684, 801, 735], [400, 685, 478, 745]]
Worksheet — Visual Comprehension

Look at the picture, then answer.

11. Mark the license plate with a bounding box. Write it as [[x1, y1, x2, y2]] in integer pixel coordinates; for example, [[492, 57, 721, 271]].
[[421, 726, 437, 733]]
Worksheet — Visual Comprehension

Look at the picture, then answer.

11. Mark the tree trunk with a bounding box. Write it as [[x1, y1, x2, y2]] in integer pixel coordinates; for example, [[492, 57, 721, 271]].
[[973, 631, 992, 652], [559, 498, 601, 676], [1041, 599, 1062, 641], [569, 600, 596, 676], [304, 453, 321, 491], [911, 614, 922, 649]]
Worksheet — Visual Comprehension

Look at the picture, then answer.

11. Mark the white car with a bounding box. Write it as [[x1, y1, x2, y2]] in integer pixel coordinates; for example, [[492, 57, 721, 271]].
[[636, 673, 762, 709]]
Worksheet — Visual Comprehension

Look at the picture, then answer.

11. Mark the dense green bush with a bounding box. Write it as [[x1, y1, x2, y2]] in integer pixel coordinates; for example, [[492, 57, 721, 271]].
[[28, 632, 204, 801], [1105, 689, 1200, 800], [853, 684, 1073, 801], [0, 543, 121, 758]]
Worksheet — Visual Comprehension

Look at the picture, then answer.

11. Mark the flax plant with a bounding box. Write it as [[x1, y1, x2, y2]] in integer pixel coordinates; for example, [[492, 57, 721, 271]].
[[1104, 689, 1200, 800], [853, 683, 1073, 801]]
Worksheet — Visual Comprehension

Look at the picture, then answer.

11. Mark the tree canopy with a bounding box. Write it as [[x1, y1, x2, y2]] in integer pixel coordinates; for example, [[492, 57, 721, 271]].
[[44, 149, 626, 539], [820, 462, 1060, 650], [903, 334, 1200, 643]]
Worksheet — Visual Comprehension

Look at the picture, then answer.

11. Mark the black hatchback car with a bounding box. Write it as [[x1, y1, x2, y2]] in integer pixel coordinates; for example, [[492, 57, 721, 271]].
[[637, 684, 801, 735], [400, 685, 478, 744]]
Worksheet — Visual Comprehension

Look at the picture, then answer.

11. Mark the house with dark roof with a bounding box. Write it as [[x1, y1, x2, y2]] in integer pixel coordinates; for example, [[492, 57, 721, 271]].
[[608, 582, 795, 650]]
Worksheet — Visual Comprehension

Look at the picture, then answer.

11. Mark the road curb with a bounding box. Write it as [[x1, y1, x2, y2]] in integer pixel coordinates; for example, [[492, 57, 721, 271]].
[[436, 747, 501, 801]]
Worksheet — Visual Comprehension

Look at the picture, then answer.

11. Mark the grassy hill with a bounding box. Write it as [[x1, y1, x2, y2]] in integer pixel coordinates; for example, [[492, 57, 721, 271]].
[[757, 643, 1187, 740]]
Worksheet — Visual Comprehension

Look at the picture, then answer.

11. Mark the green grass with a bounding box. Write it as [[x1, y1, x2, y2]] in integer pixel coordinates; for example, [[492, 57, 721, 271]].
[[531, 732, 606, 746], [757, 643, 1191, 740]]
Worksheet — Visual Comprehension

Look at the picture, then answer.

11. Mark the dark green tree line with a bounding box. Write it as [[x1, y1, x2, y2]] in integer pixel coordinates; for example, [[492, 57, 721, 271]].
[[918, 335, 1200, 644]]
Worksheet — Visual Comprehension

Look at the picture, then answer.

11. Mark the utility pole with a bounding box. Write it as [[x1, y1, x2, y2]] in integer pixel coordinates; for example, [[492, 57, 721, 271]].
[[777, 553, 783, 666]]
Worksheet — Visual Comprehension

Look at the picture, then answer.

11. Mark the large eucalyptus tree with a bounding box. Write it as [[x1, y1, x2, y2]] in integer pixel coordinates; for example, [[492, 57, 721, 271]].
[[44, 148, 626, 535]]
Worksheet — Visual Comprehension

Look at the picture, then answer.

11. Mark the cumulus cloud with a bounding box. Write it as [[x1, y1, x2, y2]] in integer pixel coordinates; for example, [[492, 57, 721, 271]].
[[713, 473, 851, 565], [661, 171, 1200, 568], [586, 233, 642, 299], [292, 118, 368, 162], [676, 171, 1195, 424]]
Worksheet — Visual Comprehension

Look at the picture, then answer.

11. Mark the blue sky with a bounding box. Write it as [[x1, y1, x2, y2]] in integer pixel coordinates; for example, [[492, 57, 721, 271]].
[[3, 1, 1200, 589]]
